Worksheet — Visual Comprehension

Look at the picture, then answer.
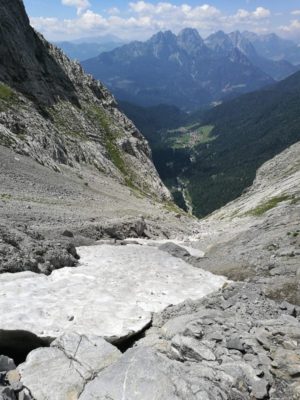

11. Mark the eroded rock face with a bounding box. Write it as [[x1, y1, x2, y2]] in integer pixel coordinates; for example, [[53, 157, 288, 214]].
[[0, 244, 226, 342]]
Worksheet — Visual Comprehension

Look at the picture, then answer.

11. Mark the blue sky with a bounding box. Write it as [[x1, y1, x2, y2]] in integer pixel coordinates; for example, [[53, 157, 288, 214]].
[[24, 0, 300, 42]]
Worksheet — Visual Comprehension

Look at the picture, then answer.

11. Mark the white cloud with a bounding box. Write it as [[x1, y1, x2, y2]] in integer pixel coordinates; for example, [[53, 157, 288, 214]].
[[107, 7, 120, 16], [291, 10, 300, 16], [232, 7, 270, 21], [30, 10, 108, 38], [126, 2, 224, 33], [62, 0, 90, 15], [253, 7, 270, 19], [280, 19, 300, 36], [31, 17, 59, 32], [29, 2, 275, 42]]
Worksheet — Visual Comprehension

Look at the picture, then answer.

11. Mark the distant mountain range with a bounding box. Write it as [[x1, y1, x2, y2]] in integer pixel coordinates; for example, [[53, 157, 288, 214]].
[[205, 31, 297, 81], [243, 32, 300, 65], [55, 35, 125, 61], [81, 29, 299, 110], [82, 28, 275, 110]]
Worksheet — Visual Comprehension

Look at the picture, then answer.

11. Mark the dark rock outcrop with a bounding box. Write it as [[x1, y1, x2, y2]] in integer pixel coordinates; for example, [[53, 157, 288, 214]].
[[0, 0, 77, 106]]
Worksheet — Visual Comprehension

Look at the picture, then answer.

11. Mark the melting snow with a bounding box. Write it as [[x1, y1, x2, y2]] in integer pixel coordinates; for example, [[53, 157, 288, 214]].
[[0, 244, 226, 341]]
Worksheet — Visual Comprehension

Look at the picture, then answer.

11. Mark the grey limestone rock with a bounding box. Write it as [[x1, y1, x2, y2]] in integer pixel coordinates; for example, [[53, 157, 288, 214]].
[[126, 283, 300, 400], [159, 242, 191, 259], [79, 346, 239, 400], [18, 333, 121, 400], [0, 224, 79, 274], [226, 337, 245, 352], [0, 387, 16, 400], [0, 357, 31, 400], [171, 335, 216, 361], [0, 357, 15, 373]]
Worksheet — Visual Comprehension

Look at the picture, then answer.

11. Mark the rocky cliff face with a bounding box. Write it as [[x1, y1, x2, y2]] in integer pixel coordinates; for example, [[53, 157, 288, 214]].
[[0, 0, 170, 201]]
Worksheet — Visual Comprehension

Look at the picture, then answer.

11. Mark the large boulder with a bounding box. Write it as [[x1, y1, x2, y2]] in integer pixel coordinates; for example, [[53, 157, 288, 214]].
[[79, 346, 236, 400], [0, 357, 15, 373], [18, 333, 121, 400]]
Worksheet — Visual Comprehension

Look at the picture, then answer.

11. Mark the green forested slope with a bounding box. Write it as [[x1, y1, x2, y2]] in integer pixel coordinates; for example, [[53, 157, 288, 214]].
[[187, 71, 300, 216], [121, 71, 300, 217]]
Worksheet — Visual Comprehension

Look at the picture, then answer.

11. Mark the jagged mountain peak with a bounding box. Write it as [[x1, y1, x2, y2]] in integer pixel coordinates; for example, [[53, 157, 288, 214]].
[[259, 32, 294, 45], [177, 27, 208, 55], [177, 28, 203, 42], [229, 31, 259, 59], [147, 30, 178, 57], [229, 30, 250, 47], [149, 30, 177, 44], [149, 28, 208, 56], [207, 30, 228, 39], [229, 30, 243, 40], [205, 31, 234, 53], [242, 31, 259, 43]]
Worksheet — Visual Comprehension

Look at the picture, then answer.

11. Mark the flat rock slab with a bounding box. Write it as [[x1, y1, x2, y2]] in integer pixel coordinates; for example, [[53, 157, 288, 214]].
[[79, 346, 235, 400], [18, 333, 121, 400], [0, 244, 226, 341]]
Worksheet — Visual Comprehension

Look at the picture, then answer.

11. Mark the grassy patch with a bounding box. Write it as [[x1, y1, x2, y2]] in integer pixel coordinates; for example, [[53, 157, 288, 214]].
[[0, 83, 14, 101], [0, 193, 12, 200], [287, 230, 300, 237], [87, 106, 137, 190], [65, 130, 86, 139], [167, 124, 216, 149], [246, 195, 292, 217], [0, 83, 18, 111], [0, 135, 14, 147], [164, 200, 187, 215], [89, 107, 125, 170]]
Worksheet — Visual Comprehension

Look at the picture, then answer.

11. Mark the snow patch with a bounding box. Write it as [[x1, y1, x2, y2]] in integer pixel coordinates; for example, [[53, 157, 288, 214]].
[[0, 244, 226, 342]]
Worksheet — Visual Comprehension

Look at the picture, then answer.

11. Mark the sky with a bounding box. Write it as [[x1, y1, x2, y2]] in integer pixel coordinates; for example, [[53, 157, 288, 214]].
[[23, 0, 300, 42]]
